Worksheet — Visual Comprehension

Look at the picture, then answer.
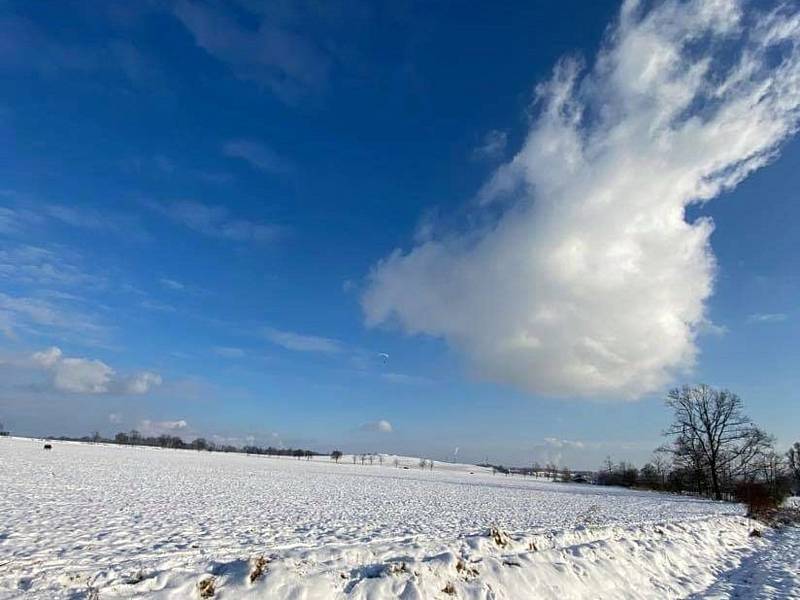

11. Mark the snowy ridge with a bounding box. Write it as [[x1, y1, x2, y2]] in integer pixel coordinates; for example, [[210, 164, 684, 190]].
[[29, 516, 761, 599]]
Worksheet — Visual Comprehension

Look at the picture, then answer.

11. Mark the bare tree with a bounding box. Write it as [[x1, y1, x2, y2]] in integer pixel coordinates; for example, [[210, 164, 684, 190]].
[[758, 449, 786, 491], [788, 442, 800, 491], [664, 384, 770, 500], [378, 454, 384, 466], [419, 458, 427, 469], [331, 450, 343, 463], [652, 451, 670, 489], [393, 457, 400, 468]]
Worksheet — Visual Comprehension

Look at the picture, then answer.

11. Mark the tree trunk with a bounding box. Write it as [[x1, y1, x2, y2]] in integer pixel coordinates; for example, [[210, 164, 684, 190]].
[[710, 465, 721, 500]]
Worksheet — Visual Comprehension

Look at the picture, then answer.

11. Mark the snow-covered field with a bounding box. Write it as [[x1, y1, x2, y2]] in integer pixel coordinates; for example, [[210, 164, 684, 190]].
[[0, 437, 796, 599]]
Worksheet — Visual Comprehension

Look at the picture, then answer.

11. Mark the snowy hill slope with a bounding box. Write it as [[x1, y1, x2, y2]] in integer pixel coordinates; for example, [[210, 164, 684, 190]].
[[2, 437, 792, 599]]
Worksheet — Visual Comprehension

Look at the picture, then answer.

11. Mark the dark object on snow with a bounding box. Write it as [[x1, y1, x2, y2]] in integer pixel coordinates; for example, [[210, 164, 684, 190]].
[[43, 443, 52, 450], [749, 529, 762, 538], [249, 556, 269, 583], [197, 576, 215, 598]]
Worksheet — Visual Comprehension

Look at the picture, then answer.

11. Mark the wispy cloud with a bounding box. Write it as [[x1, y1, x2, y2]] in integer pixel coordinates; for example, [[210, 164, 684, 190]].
[[0, 15, 161, 85], [364, 0, 800, 399], [0, 292, 108, 341], [0, 245, 102, 287], [213, 346, 245, 358], [265, 328, 343, 354], [472, 129, 507, 161], [223, 139, 293, 175], [0, 204, 38, 234], [159, 278, 185, 291], [543, 437, 585, 450], [747, 312, 788, 324], [40, 204, 124, 231], [359, 419, 393, 433], [172, 0, 330, 103], [381, 372, 431, 385], [0, 16, 101, 75], [0, 199, 147, 241], [146, 199, 282, 244], [140, 299, 176, 313]]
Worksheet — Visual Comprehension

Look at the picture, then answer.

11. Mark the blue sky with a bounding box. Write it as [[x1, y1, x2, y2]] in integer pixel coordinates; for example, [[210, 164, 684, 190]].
[[2, 0, 799, 469]]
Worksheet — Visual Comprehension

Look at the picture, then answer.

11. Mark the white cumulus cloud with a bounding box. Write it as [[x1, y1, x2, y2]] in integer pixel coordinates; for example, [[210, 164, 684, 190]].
[[30, 346, 162, 395], [139, 419, 188, 436], [363, 0, 800, 399], [53, 357, 115, 394], [32, 346, 63, 368], [123, 371, 163, 394]]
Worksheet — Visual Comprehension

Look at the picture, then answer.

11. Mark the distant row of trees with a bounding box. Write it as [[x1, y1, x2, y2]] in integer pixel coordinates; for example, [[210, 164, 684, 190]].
[[328, 451, 435, 470], [594, 384, 798, 508], [56, 430, 320, 459]]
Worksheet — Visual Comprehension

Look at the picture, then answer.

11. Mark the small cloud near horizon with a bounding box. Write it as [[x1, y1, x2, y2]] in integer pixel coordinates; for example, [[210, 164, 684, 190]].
[[31, 346, 162, 395], [138, 419, 188, 437], [360, 419, 393, 433]]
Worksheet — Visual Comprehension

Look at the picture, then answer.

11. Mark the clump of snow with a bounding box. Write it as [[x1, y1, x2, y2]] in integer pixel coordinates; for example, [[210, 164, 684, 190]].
[[0, 437, 789, 599]]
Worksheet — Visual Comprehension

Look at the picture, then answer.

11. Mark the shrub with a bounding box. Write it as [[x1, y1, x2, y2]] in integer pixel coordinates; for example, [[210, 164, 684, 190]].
[[735, 481, 780, 516]]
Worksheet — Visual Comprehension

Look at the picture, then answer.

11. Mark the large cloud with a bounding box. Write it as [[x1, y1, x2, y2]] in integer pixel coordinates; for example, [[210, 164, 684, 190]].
[[363, 0, 800, 398]]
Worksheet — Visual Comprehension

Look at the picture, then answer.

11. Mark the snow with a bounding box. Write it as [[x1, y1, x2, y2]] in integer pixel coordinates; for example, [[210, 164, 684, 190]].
[[0, 436, 796, 599], [697, 526, 800, 599]]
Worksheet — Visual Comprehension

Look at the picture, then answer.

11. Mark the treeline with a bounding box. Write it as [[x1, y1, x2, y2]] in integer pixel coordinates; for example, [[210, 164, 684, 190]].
[[54, 430, 320, 459], [594, 384, 800, 512]]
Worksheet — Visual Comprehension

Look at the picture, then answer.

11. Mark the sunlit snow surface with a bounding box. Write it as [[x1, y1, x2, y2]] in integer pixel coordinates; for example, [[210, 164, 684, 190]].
[[3, 437, 787, 599]]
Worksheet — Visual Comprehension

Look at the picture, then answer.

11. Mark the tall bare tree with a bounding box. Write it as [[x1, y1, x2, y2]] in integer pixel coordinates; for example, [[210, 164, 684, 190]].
[[788, 442, 800, 491], [664, 384, 769, 500], [652, 451, 670, 488]]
